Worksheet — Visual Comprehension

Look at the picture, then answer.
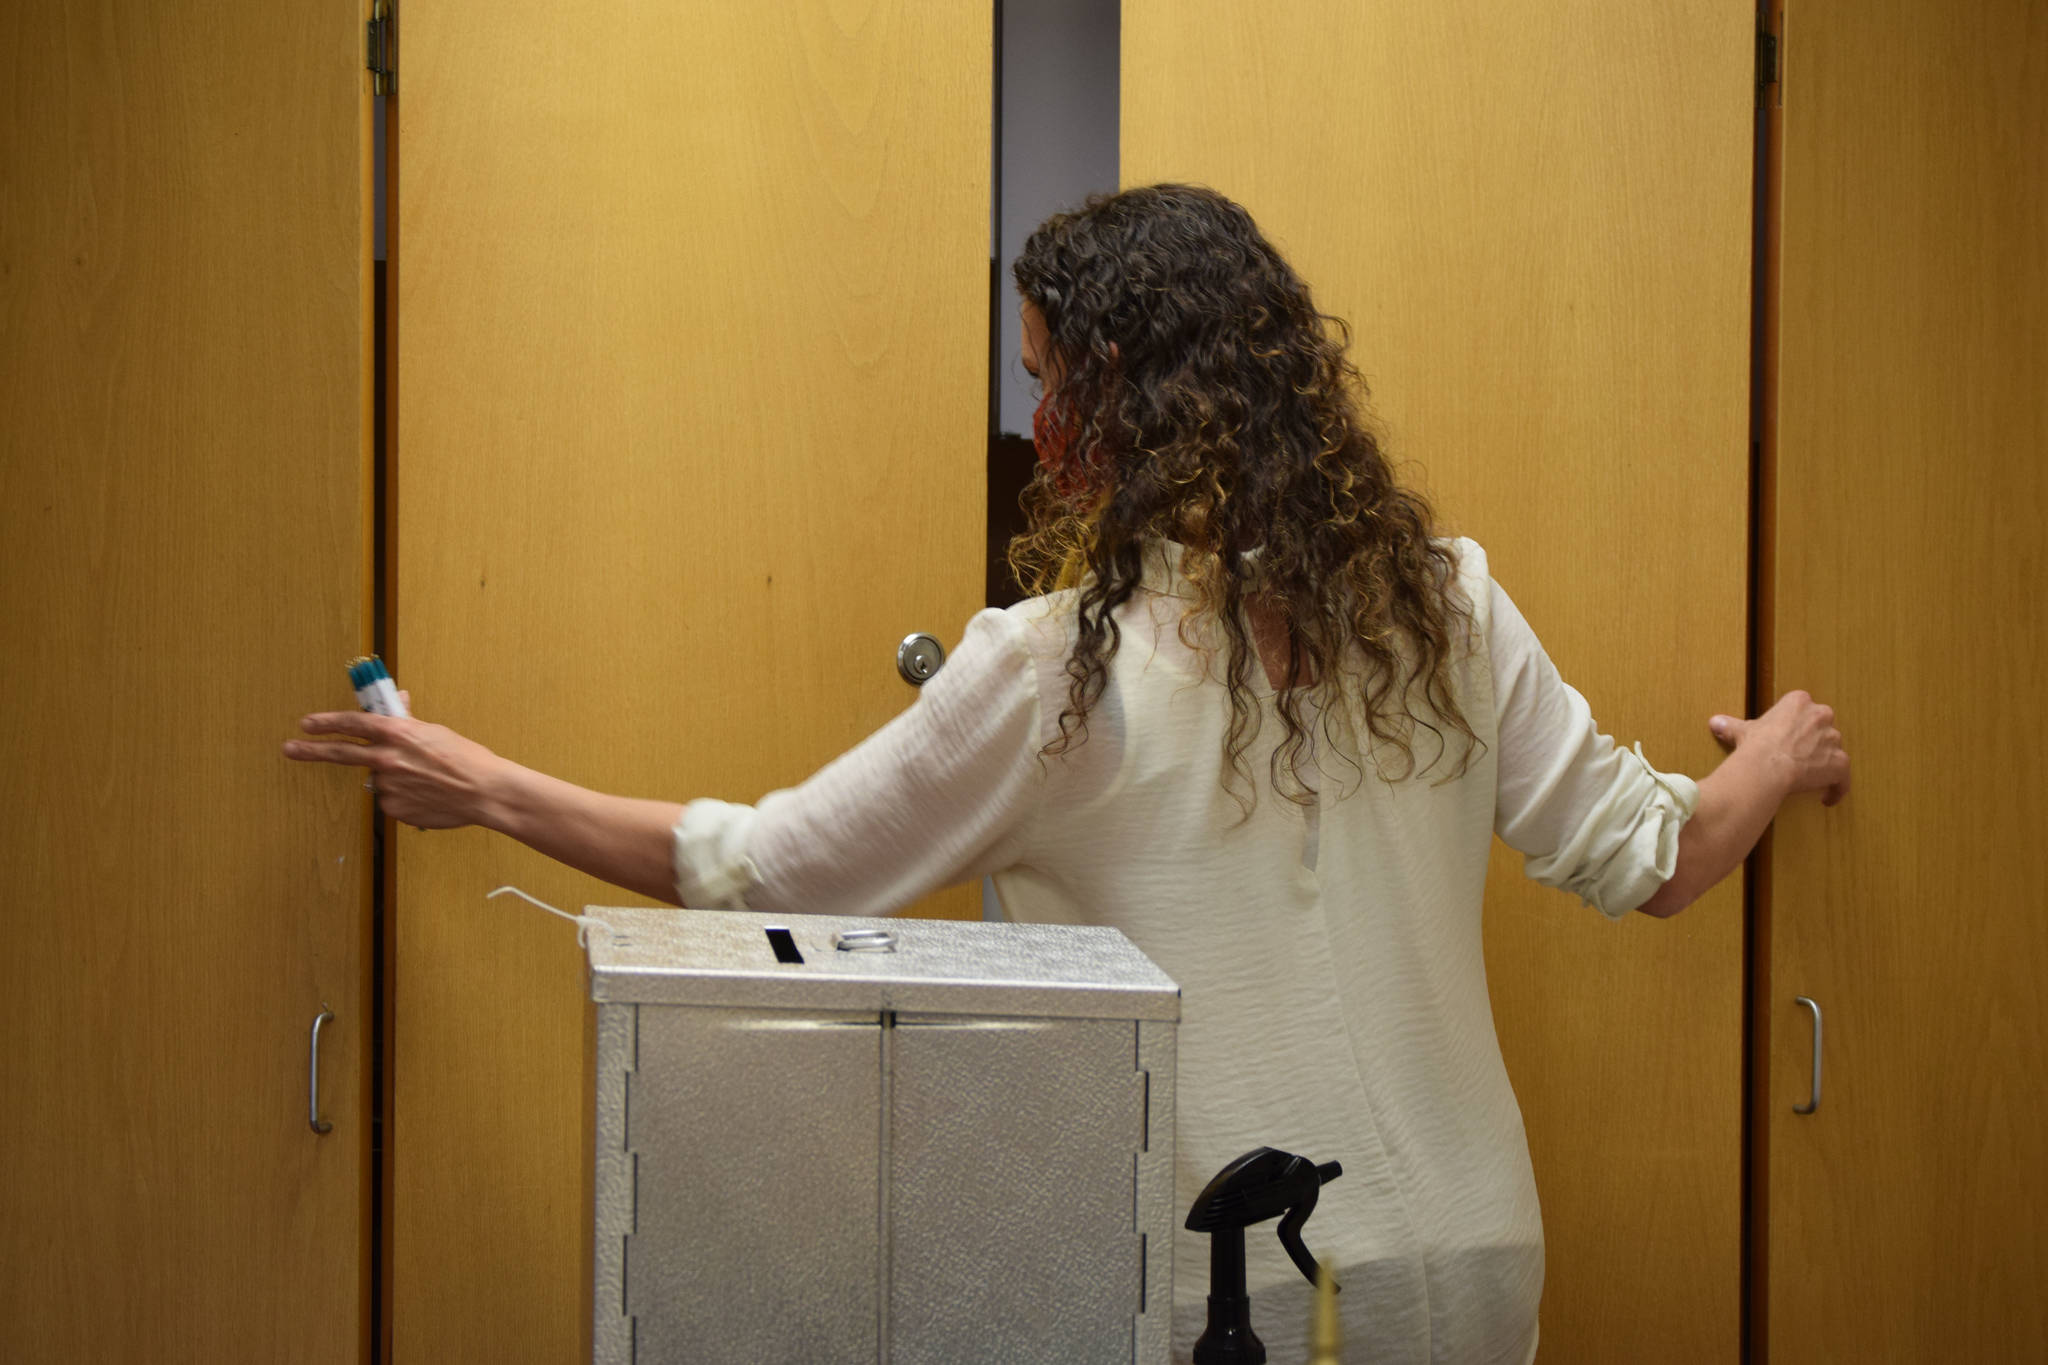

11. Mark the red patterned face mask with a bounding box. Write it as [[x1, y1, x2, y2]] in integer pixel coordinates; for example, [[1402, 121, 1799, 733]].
[[1032, 392, 1092, 499]]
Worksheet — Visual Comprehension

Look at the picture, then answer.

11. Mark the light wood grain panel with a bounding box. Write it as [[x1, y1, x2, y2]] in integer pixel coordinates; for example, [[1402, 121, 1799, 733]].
[[392, 2, 989, 1358], [1124, 4, 1753, 1357], [0, 2, 374, 1360], [1764, 1, 2048, 1358]]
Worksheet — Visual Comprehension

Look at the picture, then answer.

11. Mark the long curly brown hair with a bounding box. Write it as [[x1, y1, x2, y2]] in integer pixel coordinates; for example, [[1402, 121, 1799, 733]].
[[1009, 184, 1481, 806]]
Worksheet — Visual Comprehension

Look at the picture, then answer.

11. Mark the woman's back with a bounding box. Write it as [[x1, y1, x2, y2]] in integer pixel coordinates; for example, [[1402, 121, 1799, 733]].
[[997, 537, 1530, 1364]]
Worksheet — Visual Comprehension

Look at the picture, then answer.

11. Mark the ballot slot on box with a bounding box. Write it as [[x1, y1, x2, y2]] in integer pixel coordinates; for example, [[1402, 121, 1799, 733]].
[[584, 908, 1181, 1365]]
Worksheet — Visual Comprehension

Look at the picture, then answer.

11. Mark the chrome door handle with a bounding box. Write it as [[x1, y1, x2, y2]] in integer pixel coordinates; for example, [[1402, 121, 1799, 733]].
[[1793, 996, 1822, 1115], [309, 1007, 335, 1135]]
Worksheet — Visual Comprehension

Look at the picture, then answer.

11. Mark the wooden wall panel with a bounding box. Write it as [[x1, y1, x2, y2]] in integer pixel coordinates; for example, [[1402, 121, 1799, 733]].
[[1124, 3, 1753, 1357], [391, 3, 989, 1358], [0, 2, 374, 1360], [1763, 1, 2048, 1357]]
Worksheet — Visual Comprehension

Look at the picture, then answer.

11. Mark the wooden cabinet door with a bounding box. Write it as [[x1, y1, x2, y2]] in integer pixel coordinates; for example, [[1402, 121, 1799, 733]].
[[1124, 3, 1755, 1357], [1759, 1, 2048, 1358], [0, 3, 375, 1361], [388, 3, 989, 1359]]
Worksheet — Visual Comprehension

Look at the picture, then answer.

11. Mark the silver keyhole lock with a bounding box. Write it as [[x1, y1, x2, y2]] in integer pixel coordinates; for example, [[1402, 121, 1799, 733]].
[[833, 928, 898, 953], [896, 632, 946, 686]]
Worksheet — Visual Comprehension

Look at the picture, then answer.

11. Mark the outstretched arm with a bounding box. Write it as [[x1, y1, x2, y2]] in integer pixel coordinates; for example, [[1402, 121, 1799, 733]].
[[285, 608, 1043, 914], [284, 709, 685, 904], [1635, 689, 1850, 919], [1486, 566, 1849, 919]]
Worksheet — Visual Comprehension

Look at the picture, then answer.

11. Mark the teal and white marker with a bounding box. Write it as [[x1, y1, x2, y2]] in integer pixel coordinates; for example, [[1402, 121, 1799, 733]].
[[347, 656, 411, 720]]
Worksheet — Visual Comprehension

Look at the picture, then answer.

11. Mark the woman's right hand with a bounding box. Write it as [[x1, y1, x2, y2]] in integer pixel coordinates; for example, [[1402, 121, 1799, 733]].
[[1709, 691, 1851, 806]]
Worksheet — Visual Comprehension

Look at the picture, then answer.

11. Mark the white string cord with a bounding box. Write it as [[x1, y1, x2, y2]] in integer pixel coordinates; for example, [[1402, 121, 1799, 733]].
[[485, 885, 625, 948]]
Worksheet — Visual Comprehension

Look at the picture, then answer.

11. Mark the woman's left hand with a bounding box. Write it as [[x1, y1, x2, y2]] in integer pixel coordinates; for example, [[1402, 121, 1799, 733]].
[[283, 699, 508, 830]]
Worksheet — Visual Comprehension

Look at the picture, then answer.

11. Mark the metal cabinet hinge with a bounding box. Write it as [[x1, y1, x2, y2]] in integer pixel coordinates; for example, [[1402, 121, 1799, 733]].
[[367, 1, 394, 95], [1757, 26, 1779, 94]]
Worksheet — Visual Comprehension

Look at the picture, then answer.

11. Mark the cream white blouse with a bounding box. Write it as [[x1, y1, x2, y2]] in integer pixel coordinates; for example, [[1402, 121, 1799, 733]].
[[671, 539, 1697, 1365]]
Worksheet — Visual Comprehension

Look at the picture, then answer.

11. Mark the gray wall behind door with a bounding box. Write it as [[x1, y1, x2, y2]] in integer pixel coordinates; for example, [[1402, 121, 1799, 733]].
[[996, 0, 1120, 438]]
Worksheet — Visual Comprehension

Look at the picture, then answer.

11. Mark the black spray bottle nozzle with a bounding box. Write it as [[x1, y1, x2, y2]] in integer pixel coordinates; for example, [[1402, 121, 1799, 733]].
[[1184, 1147, 1345, 1365], [1186, 1147, 1345, 1288]]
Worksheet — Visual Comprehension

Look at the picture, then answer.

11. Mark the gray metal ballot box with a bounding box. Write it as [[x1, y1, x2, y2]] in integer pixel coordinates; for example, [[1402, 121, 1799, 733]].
[[583, 908, 1180, 1365]]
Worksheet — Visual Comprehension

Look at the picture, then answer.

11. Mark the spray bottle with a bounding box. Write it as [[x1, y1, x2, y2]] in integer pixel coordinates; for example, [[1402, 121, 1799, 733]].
[[1183, 1146, 1344, 1365]]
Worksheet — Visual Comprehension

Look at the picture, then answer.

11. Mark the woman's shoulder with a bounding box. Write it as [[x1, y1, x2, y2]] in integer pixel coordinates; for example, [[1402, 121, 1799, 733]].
[[1435, 535, 1494, 619], [926, 598, 1076, 694], [999, 538, 1493, 642], [1437, 533, 1488, 579], [1000, 588, 1082, 664], [998, 561, 1182, 661]]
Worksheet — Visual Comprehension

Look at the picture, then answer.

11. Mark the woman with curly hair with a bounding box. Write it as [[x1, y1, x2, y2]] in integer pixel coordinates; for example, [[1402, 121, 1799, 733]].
[[286, 184, 1848, 1362]]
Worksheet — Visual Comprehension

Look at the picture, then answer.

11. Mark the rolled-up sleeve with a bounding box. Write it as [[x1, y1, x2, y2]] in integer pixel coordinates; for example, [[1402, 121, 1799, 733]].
[[1488, 580, 1699, 918], [671, 608, 1043, 915]]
